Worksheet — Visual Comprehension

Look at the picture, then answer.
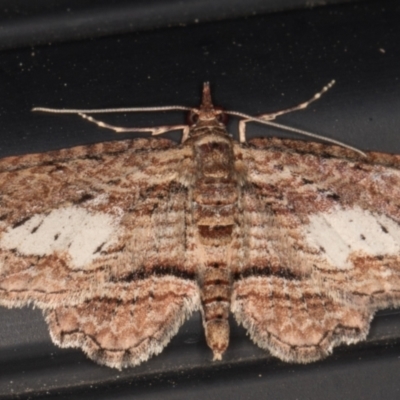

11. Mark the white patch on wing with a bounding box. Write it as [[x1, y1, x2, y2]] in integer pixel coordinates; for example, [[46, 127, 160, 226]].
[[304, 206, 400, 269], [0, 206, 120, 269]]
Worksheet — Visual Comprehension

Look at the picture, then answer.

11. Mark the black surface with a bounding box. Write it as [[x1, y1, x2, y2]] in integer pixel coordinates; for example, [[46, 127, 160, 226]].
[[0, 0, 359, 50], [1, 0, 400, 398]]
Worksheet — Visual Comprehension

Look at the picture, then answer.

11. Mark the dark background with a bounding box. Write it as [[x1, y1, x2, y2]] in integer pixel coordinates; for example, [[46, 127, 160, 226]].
[[1, 0, 400, 398]]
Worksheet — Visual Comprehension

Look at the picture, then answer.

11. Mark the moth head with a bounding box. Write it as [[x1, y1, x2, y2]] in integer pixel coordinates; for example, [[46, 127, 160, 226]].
[[187, 82, 228, 128]]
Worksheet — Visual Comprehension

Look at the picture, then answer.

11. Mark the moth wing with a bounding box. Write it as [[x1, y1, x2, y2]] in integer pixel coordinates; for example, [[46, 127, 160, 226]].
[[0, 138, 202, 367], [0, 138, 195, 308], [232, 276, 371, 363], [44, 277, 200, 369], [231, 138, 400, 362]]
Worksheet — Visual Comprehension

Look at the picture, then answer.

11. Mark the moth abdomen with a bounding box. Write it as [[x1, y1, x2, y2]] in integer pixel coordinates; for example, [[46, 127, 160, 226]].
[[190, 130, 239, 360], [200, 264, 231, 360]]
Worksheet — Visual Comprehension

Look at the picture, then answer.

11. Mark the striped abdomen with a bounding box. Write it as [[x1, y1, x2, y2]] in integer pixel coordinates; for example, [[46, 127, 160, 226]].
[[191, 131, 238, 359]]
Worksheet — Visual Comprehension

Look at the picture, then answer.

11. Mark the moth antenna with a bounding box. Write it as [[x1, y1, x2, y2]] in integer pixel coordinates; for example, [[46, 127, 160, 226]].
[[32, 80, 364, 156], [225, 110, 366, 157], [32, 105, 192, 114]]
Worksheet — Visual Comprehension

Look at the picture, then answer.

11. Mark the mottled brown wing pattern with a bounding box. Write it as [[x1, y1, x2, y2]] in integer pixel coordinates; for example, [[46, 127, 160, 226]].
[[3, 82, 400, 369], [232, 137, 400, 363], [44, 277, 198, 368], [0, 138, 201, 368]]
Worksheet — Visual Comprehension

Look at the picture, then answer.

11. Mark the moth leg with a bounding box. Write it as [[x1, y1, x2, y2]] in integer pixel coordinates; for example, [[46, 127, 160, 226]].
[[239, 80, 335, 142], [78, 112, 189, 139]]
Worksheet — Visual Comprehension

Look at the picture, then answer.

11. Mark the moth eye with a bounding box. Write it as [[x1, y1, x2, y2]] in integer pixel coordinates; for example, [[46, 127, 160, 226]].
[[188, 112, 199, 125], [214, 107, 228, 124], [216, 112, 228, 124]]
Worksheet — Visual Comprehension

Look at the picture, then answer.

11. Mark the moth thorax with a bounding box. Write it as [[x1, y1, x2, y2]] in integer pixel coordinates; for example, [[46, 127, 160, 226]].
[[189, 125, 229, 140]]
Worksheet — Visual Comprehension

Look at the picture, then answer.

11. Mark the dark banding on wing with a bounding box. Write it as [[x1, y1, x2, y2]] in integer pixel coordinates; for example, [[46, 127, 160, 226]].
[[233, 265, 301, 281]]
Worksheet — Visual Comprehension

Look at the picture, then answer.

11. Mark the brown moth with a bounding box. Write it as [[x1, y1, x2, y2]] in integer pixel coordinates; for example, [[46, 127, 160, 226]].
[[1, 83, 400, 369]]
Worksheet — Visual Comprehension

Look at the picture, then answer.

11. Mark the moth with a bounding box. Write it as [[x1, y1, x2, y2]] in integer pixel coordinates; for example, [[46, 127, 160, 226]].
[[1, 81, 400, 370]]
